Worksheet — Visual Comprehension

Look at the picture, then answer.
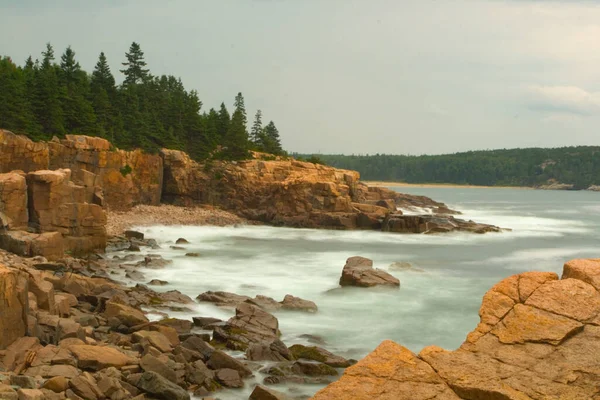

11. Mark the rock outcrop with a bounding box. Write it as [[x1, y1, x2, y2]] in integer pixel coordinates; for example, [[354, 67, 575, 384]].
[[0, 265, 29, 349], [339, 256, 400, 288], [160, 149, 494, 234], [0, 172, 28, 230], [0, 130, 163, 211], [313, 258, 600, 400]]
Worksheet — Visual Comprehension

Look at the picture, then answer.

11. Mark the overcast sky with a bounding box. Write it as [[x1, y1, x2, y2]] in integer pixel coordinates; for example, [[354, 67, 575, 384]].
[[2, 0, 600, 155]]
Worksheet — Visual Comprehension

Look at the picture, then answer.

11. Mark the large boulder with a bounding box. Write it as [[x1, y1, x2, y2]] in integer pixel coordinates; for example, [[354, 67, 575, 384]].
[[213, 303, 280, 350], [0, 172, 28, 230], [339, 256, 400, 288], [0, 231, 64, 260], [26, 169, 107, 256], [0, 265, 29, 349], [132, 371, 190, 400], [315, 259, 600, 399], [69, 345, 135, 370]]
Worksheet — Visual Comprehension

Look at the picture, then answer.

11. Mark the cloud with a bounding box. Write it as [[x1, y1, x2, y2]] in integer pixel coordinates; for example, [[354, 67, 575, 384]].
[[526, 85, 600, 116]]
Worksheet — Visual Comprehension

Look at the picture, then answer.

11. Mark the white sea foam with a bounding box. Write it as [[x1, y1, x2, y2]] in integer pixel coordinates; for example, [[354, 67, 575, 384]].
[[117, 190, 600, 399]]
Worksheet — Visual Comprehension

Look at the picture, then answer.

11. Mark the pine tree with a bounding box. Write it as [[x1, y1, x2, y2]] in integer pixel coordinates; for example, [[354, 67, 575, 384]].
[[120, 42, 149, 85], [59, 46, 96, 134], [222, 92, 250, 159], [32, 43, 65, 138], [90, 52, 118, 139], [263, 121, 283, 155], [250, 109, 264, 148], [216, 102, 230, 142], [0, 57, 34, 133]]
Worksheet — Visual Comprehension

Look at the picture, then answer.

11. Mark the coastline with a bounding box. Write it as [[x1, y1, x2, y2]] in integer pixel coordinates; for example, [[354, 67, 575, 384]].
[[105, 204, 251, 237], [364, 181, 533, 190]]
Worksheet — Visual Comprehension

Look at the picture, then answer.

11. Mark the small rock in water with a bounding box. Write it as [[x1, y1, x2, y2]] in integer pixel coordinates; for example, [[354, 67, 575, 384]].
[[280, 294, 318, 313], [185, 252, 200, 257], [124, 230, 144, 240], [249, 384, 291, 400], [175, 238, 190, 244], [127, 244, 141, 252], [148, 279, 169, 286], [388, 261, 413, 271], [339, 256, 400, 288], [170, 246, 185, 250]]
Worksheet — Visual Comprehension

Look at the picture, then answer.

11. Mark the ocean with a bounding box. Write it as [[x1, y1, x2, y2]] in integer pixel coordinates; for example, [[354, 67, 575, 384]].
[[125, 187, 600, 399]]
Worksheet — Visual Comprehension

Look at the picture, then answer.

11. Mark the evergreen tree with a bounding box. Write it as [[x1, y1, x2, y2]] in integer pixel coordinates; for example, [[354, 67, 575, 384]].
[[0, 43, 286, 158], [59, 46, 96, 133], [0, 57, 34, 133], [120, 42, 149, 85], [90, 52, 119, 140], [222, 92, 250, 159], [250, 109, 263, 148], [263, 121, 283, 155], [32, 43, 65, 137], [216, 102, 230, 141]]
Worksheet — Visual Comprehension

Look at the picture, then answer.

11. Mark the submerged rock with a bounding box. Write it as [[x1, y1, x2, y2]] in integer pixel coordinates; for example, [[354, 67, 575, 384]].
[[339, 256, 400, 288], [314, 258, 600, 400]]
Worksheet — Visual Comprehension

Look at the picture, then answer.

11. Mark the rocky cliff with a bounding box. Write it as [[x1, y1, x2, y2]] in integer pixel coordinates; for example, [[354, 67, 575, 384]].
[[312, 258, 600, 400], [1, 130, 163, 210], [161, 149, 497, 233], [1, 129, 500, 262]]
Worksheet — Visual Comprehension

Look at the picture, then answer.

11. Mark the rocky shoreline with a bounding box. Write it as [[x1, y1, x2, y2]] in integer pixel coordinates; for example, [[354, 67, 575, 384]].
[[0, 229, 376, 400], [313, 258, 600, 400], [105, 205, 250, 237]]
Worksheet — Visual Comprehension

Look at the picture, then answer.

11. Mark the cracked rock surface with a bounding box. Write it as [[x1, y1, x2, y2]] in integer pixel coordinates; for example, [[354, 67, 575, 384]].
[[312, 258, 600, 400]]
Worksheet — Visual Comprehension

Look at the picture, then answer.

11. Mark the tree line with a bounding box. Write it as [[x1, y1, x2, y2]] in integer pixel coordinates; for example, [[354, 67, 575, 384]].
[[297, 147, 600, 189], [0, 42, 283, 160]]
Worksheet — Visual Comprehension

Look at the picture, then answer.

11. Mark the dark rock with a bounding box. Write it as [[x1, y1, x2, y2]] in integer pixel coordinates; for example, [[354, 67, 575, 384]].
[[215, 368, 243, 388], [246, 295, 282, 312], [127, 244, 141, 252], [175, 238, 189, 244], [170, 246, 185, 250], [9, 375, 36, 389], [292, 361, 338, 376], [134, 371, 190, 400], [125, 230, 144, 240], [139, 354, 177, 382], [280, 295, 318, 312], [192, 317, 222, 328], [206, 350, 252, 378], [196, 291, 251, 307], [181, 336, 214, 360], [289, 344, 355, 368], [339, 256, 400, 288], [148, 279, 169, 286], [185, 253, 200, 257], [246, 339, 293, 362], [213, 303, 280, 350], [249, 385, 291, 400]]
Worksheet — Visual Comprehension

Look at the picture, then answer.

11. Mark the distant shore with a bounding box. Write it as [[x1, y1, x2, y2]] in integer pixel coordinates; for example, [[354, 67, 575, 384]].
[[364, 181, 533, 190]]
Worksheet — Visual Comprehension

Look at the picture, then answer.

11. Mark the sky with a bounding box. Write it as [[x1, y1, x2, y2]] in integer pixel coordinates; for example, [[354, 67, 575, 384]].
[[2, 0, 600, 155]]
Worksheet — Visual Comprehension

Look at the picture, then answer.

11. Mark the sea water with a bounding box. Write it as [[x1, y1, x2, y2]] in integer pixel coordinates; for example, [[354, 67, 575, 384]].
[[125, 187, 600, 399]]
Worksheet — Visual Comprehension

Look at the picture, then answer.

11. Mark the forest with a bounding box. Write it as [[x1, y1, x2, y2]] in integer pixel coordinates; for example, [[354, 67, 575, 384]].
[[0, 42, 283, 160], [298, 147, 600, 189]]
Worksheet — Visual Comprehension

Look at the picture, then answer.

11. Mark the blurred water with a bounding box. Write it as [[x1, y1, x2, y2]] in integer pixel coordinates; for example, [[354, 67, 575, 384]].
[[123, 187, 600, 399]]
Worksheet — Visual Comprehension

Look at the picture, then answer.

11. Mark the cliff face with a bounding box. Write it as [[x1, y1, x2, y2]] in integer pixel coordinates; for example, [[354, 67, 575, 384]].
[[160, 149, 491, 233], [312, 258, 600, 400], [1, 129, 499, 257], [0, 130, 163, 210]]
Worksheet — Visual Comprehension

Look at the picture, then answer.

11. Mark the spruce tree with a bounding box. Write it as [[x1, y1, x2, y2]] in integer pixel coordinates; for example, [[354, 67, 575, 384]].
[[90, 52, 118, 140], [263, 121, 283, 155], [223, 92, 250, 159], [0, 57, 33, 133], [216, 102, 230, 142], [59, 46, 96, 134], [250, 109, 264, 149], [32, 43, 65, 138], [120, 42, 149, 85]]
